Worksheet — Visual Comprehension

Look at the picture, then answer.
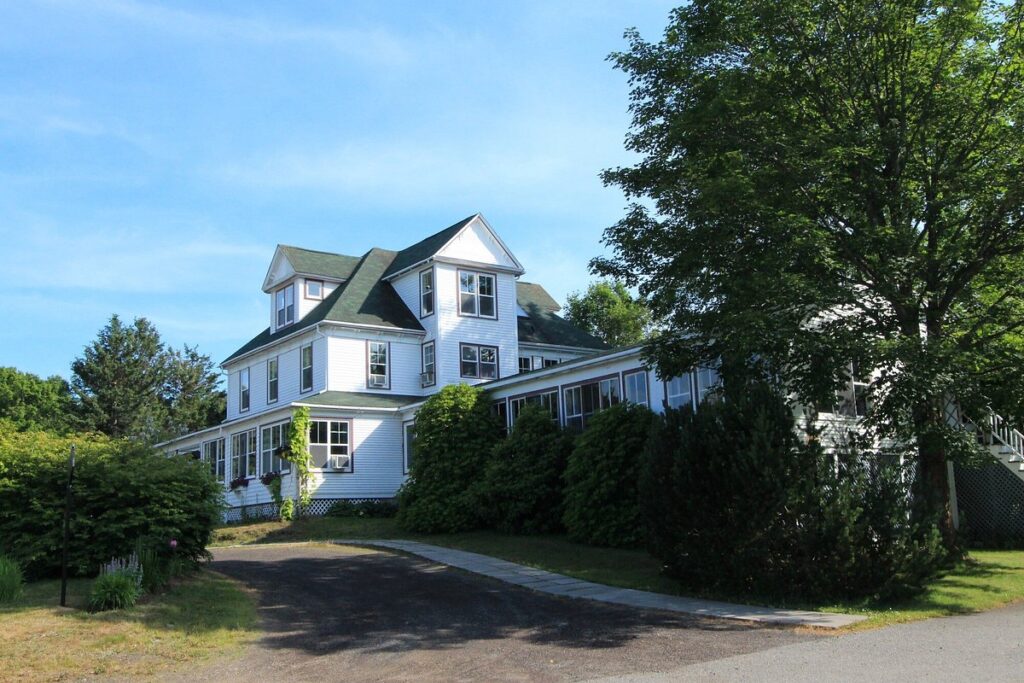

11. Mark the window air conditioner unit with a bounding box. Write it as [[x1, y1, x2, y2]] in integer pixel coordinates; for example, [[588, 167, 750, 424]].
[[369, 375, 387, 388], [329, 454, 351, 470], [420, 371, 435, 387]]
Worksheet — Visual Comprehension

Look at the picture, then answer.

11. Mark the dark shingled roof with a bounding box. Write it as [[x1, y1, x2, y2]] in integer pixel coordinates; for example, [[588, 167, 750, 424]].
[[279, 245, 361, 281], [516, 282, 608, 350], [381, 215, 476, 279], [224, 248, 423, 364], [294, 391, 422, 410]]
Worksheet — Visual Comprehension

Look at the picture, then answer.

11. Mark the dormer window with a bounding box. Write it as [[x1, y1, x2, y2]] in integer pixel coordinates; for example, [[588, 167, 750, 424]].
[[458, 270, 496, 318], [305, 280, 324, 300], [275, 284, 295, 327]]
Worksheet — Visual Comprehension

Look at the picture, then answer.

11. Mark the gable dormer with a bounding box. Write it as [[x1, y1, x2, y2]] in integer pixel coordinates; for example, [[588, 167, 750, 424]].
[[262, 245, 361, 333]]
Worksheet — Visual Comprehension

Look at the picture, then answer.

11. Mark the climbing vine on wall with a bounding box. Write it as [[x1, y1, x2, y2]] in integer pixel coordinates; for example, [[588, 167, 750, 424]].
[[285, 406, 312, 512]]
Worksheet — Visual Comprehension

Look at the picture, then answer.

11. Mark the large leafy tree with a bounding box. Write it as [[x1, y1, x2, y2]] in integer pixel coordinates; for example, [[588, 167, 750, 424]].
[[71, 315, 224, 442], [564, 280, 653, 347], [597, 0, 1024, 546], [0, 367, 77, 433]]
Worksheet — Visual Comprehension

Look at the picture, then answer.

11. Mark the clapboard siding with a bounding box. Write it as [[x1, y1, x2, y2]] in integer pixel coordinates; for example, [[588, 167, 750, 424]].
[[225, 331, 325, 420], [434, 262, 519, 386], [325, 332, 424, 395], [307, 415, 406, 499]]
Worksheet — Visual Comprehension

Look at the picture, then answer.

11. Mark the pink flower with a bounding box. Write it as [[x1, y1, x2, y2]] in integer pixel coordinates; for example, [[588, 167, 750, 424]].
[[169, 539, 178, 550]]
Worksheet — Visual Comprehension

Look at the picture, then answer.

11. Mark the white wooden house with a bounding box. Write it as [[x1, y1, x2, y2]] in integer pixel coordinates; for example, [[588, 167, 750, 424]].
[[159, 214, 1024, 526]]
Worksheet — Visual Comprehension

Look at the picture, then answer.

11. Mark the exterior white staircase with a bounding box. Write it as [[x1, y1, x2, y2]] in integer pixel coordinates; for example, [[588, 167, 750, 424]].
[[963, 412, 1024, 484]]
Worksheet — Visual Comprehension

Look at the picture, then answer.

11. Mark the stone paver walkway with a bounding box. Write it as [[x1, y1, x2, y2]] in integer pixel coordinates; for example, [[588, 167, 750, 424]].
[[333, 539, 865, 629]]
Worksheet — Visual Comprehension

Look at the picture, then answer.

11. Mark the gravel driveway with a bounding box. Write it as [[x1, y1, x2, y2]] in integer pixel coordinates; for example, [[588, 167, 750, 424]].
[[178, 543, 814, 682]]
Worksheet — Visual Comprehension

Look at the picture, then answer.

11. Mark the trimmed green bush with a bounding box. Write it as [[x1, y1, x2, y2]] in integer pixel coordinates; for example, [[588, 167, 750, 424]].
[[0, 555, 24, 602], [640, 382, 947, 602], [88, 569, 142, 611], [397, 385, 502, 533], [562, 403, 654, 547], [483, 404, 574, 534], [327, 499, 398, 518], [0, 429, 223, 579]]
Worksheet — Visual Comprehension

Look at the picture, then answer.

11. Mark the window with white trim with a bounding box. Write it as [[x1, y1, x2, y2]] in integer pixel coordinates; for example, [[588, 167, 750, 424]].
[[267, 357, 278, 404], [460, 343, 498, 379], [260, 422, 291, 475], [666, 374, 694, 411], [695, 366, 721, 404], [509, 390, 559, 425], [202, 438, 225, 482], [368, 341, 389, 388], [420, 269, 434, 317], [836, 361, 871, 417], [458, 270, 496, 318], [518, 356, 532, 373], [231, 428, 257, 479], [421, 341, 435, 387], [300, 343, 313, 392], [403, 422, 416, 473], [305, 279, 323, 300], [563, 378, 619, 431], [308, 419, 352, 472], [624, 371, 649, 407], [239, 367, 250, 412], [275, 284, 295, 327]]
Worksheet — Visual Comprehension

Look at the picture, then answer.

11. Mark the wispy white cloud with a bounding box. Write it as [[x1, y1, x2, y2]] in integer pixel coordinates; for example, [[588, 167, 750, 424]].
[[0, 216, 269, 294], [40, 0, 414, 66]]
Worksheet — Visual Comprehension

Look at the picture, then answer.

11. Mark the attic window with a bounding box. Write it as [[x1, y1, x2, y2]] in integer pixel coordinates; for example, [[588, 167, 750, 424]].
[[458, 270, 496, 319], [305, 280, 324, 300], [275, 284, 295, 327]]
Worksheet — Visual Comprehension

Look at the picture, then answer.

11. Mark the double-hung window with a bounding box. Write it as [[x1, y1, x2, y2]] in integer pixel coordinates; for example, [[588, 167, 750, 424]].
[[460, 343, 498, 379], [695, 366, 721, 404], [202, 438, 225, 481], [666, 374, 694, 411], [260, 422, 290, 475], [368, 341, 389, 388], [624, 370, 648, 407], [300, 344, 313, 393], [518, 356, 532, 373], [421, 342, 435, 387], [239, 367, 250, 412], [836, 361, 871, 417], [308, 419, 352, 472], [458, 270, 496, 318], [267, 357, 279, 403], [420, 269, 434, 317], [231, 428, 257, 479], [275, 284, 295, 328]]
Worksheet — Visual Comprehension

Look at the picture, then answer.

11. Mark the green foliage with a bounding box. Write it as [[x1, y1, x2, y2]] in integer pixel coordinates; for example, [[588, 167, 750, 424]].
[[326, 498, 398, 518], [562, 403, 653, 547], [597, 0, 1024, 543], [641, 384, 948, 601], [0, 367, 77, 433], [70, 315, 224, 443], [135, 540, 188, 594], [279, 498, 295, 522], [564, 280, 652, 347], [0, 555, 24, 602], [482, 405, 574, 534], [88, 569, 143, 612], [397, 384, 502, 533], [0, 429, 223, 579], [286, 407, 312, 511]]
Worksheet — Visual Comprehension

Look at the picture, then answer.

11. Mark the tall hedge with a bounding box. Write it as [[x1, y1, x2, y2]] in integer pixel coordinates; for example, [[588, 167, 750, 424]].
[[0, 427, 223, 579], [482, 404, 574, 534], [396, 384, 502, 533], [640, 383, 947, 601], [562, 403, 654, 547]]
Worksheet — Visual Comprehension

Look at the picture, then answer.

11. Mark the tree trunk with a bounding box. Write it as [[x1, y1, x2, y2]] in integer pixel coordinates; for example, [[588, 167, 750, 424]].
[[914, 400, 957, 551]]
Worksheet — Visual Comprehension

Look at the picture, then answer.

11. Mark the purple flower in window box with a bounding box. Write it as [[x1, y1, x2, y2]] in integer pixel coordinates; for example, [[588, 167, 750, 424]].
[[259, 471, 281, 487], [229, 476, 249, 491]]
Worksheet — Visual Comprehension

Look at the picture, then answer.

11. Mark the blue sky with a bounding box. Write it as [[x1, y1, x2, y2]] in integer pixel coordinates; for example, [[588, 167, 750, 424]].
[[0, 0, 675, 379]]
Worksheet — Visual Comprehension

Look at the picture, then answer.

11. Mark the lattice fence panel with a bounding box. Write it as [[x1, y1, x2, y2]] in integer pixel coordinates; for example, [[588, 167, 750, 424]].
[[222, 502, 279, 524], [955, 463, 1024, 546]]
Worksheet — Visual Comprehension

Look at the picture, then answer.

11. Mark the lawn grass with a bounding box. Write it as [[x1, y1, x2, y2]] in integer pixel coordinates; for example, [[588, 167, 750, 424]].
[[213, 516, 1024, 630], [0, 570, 258, 682]]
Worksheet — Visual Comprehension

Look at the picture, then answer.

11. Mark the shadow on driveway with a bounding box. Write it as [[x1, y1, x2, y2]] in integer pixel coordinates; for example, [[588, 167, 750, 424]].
[[192, 544, 814, 682]]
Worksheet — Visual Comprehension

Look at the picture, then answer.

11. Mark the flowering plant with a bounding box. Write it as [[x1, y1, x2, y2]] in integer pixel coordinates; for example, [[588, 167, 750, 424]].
[[229, 476, 249, 491], [259, 471, 280, 486]]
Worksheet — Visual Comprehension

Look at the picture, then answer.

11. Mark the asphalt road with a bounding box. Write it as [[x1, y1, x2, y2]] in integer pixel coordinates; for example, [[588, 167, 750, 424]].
[[180, 543, 814, 682]]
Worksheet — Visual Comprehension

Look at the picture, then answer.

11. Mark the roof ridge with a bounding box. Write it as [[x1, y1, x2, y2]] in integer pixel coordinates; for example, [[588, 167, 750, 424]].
[[279, 243, 358, 259]]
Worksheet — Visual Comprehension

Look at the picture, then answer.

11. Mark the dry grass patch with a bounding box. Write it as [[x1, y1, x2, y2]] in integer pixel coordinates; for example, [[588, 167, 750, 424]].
[[0, 570, 257, 682]]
